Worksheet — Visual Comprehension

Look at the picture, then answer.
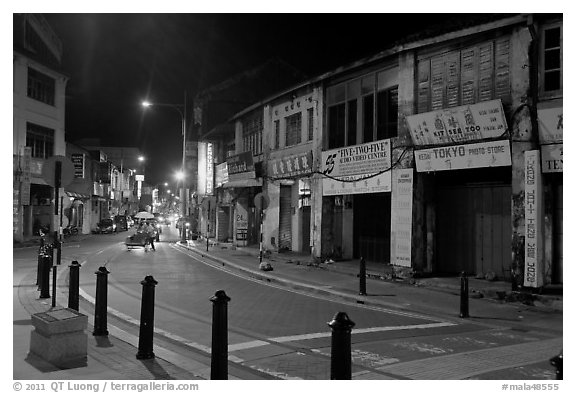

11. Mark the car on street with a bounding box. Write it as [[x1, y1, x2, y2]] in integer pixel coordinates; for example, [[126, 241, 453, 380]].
[[93, 218, 117, 234], [113, 215, 128, 231]]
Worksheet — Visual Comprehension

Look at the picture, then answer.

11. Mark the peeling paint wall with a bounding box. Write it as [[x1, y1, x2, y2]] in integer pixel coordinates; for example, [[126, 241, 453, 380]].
[[509, 26, 536, 285]]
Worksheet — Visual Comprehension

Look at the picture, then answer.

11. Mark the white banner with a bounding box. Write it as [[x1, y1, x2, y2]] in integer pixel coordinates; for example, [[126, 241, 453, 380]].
[[407, 99, 508, 145], [524, 150, 544, 288], [391, 169, 413, 267], [323, 172, 391, 196], [414, 140, 511, 172], [537, 106, 563, 144], [322, 139, 391, 178]]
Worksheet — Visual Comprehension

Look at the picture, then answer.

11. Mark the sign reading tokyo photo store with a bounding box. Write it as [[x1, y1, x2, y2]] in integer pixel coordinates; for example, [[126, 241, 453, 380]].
[[414, 140, 511, 172], [321, 139, 391, 195]]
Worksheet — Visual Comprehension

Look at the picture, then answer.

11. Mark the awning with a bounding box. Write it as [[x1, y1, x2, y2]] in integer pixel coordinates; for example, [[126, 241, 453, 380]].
[[66, 191, 91, 199], [221, 178, 263, 188]]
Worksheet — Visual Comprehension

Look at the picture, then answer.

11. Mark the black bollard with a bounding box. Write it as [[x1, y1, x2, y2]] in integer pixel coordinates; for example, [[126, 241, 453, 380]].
[[136, 275, 158, 360], [68, 261, 81, 311], [328, 312, 355, 380], [39, 255, 51, 299], [36, 242, 44, 285], [210, 290, 231, 380], [459, 271, 469, 318], [359, 257, 367, 296], [93, 267, 110, 336], [550, 351, 563, 380], [51, 265, 58, 308]]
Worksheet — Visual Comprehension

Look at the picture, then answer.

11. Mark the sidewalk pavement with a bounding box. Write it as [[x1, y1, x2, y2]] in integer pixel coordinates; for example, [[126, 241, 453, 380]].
[[180, 238, 563, 314], [14, 261, 208, 380]]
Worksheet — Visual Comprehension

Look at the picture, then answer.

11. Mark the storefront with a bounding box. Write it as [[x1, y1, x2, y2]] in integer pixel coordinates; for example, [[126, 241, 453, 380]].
[[221, 151, 262, 247], [266, 150, 314, 253], [408, 99, 513, 278], [321, 139, 393, 262], [537, 103, 563, 284]]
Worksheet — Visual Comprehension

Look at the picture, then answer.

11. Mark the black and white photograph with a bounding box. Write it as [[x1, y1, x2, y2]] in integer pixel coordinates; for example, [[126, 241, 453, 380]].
[[9, 3, 566, 390]]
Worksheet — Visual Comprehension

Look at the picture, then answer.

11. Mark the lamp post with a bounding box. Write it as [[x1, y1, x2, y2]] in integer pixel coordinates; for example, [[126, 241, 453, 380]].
[[142, 92, 188, 243]]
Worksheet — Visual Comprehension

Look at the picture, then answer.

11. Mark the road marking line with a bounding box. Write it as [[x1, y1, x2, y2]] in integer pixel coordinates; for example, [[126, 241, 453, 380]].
[[228, 322, 457, 352]]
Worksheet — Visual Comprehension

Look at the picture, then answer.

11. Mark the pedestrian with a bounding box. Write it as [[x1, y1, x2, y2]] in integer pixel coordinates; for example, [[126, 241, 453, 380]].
[[145, 221, 156, 251]]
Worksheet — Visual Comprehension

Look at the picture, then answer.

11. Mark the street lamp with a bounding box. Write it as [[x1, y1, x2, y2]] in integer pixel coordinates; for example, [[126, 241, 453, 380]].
[[142, 92, 188, 243]]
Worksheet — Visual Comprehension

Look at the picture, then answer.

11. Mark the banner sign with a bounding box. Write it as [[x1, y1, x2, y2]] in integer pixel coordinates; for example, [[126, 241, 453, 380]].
[[537, 106, 563, 144], [406, 99, 508, 145], [524, 150, 544, 288], [227, 151, 255, 181], [71, 154, 85, 178], [19, 147, 31, 205], [322, 139, 391, 178], [323, 172, 391, 196], [206, 142, 214, 195], [269, 150, 313, 179], [391, 169, 413, 267], [541, 144, 563, 173], [414, 140, 511, 172], [215, 162, 229, 188]]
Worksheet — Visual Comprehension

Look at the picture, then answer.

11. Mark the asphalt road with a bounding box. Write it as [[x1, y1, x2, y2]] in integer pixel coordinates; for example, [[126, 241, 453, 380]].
[[14, 225, 563, 380]]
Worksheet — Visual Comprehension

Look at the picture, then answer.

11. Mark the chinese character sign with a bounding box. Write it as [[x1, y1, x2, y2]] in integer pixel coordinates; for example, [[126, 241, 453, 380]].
[[406, 99, 508, 145], [524, 150, 544, 288]]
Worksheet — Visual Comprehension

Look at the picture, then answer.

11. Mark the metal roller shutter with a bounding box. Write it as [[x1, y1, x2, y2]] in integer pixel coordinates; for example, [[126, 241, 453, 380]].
[[279, 186, 292, 250]]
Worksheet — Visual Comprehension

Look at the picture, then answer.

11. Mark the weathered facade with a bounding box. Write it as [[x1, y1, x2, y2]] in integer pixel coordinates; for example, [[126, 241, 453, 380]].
[[196, 14, 562, 288]]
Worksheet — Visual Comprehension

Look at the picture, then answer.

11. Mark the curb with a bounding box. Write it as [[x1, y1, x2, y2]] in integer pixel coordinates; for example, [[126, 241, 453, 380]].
[[178, 242, 563, 314]]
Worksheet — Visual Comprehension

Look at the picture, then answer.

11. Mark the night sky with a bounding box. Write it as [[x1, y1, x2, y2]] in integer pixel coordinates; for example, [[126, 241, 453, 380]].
[[43, 12, 465, 185]]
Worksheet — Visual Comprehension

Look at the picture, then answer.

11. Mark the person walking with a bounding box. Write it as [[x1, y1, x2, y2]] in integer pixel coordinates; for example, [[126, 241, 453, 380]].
[[145, 221, 156, 251]]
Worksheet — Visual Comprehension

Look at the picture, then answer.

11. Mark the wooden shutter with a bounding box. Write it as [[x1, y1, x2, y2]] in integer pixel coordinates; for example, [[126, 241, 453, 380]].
[[461, 47, 478, 104], [494, 38, 511, 101], [478, 42, 494, 101], [430, 55, 445, 110], [445, 52, 460, 107], [417, 59, 431, 113]]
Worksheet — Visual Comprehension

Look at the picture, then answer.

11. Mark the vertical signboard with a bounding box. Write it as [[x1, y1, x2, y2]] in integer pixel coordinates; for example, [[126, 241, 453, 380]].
[[71, 154, 85, 178], [524, 150, 544, 288], [391, 169, 413, 267], [20, 147, 31, 205], [206, 142, 214, 195]]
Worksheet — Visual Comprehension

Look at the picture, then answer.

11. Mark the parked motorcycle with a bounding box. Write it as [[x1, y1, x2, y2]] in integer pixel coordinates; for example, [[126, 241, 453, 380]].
[[63, 225, 79, 238]]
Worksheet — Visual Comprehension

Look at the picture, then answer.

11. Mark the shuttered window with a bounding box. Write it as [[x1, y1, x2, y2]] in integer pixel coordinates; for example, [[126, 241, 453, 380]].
[[274, 120, 280, 149], [417, 37, 511, 113], [242, 112, 263, 154], [285, 112, 302, 147], [26, 122, 54, 159]]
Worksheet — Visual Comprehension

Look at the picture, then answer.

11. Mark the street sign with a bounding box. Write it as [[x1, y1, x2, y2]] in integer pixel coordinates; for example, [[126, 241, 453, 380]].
[[254, 193, 269, 210], [41, 155, 75, 187]]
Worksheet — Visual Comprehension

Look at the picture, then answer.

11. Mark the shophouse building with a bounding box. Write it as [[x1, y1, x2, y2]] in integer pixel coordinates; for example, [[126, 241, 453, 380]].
[[534, 16, 562, 285], [195, 59, 307, 245], [13, 14, 68, 241], [65, 142, 95, 234], [197, 14, 562, 288]]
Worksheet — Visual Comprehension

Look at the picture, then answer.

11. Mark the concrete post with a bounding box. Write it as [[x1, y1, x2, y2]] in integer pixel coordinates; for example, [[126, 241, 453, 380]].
[[210, 290, 231, 380], [328, 311, 355, 380], [93, 267, 110, 336], [136, 275, 158, 359]]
